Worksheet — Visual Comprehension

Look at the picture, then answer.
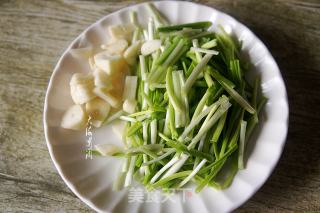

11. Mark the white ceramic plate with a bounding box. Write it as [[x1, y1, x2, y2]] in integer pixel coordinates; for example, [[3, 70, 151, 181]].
[[44, 1, 289, 212]]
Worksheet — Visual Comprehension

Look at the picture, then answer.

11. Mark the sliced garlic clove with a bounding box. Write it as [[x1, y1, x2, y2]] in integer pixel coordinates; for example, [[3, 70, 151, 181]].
[[85, 97, 111, 123], [95, 144, 123, 156], [93, 68, 112, 88], [111, 120, 126, 139], [108, 23, 136, 42], [93, 87, 120, 108], [69, 46, 93, 59], [70, 73, 94, 86], [101, 39, 128, 55], [123, 99, 137, 114], [123, 41, 142, 65], [70, 83, 95, 105], [61, 105, 88, 130], [122, 76, 138, 100], [141, 40, 161, 56], [94, 51, 126, 75]]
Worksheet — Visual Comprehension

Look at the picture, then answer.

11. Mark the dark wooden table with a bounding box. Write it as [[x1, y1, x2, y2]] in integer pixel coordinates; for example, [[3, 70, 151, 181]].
[[0, 0, 319, 212]]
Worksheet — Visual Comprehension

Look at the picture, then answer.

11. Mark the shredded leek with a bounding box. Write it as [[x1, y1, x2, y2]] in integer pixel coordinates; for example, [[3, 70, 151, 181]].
[[93, 3, 266, 193]]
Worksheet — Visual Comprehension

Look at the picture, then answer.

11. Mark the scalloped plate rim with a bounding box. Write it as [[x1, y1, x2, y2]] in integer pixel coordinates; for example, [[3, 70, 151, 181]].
[[43, 1, 289, 213]]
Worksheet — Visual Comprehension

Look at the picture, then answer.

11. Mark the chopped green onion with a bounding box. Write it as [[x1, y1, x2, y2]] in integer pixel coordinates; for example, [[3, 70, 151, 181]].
[[148, 18, 155, 40], [166, 67, 185, 113], [201, 39, 217, 49], [130, 11, 139, 26], [150, 119, 157, 144], [146, 3, 169, 26], [94, 4, 266, 194], [184, 53, 213, 93], [150, 154, 180, 184], [238, 120, 247, 169], [120, 116, 137, 123], [192, 39, 202, 63], [210, 70, 255, 114], [142, 149, 175, 166], [191, 47, 219, 55], [158, 21, 212, 32], [178, 159, 207, 187], [151, 170, 192, 188], [124, 155, 137, 187], [104, 110, 125, 124]]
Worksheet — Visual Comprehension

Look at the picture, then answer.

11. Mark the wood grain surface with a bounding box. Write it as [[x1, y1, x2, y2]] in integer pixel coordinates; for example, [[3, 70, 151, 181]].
[[0, 0, 319, 212]]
